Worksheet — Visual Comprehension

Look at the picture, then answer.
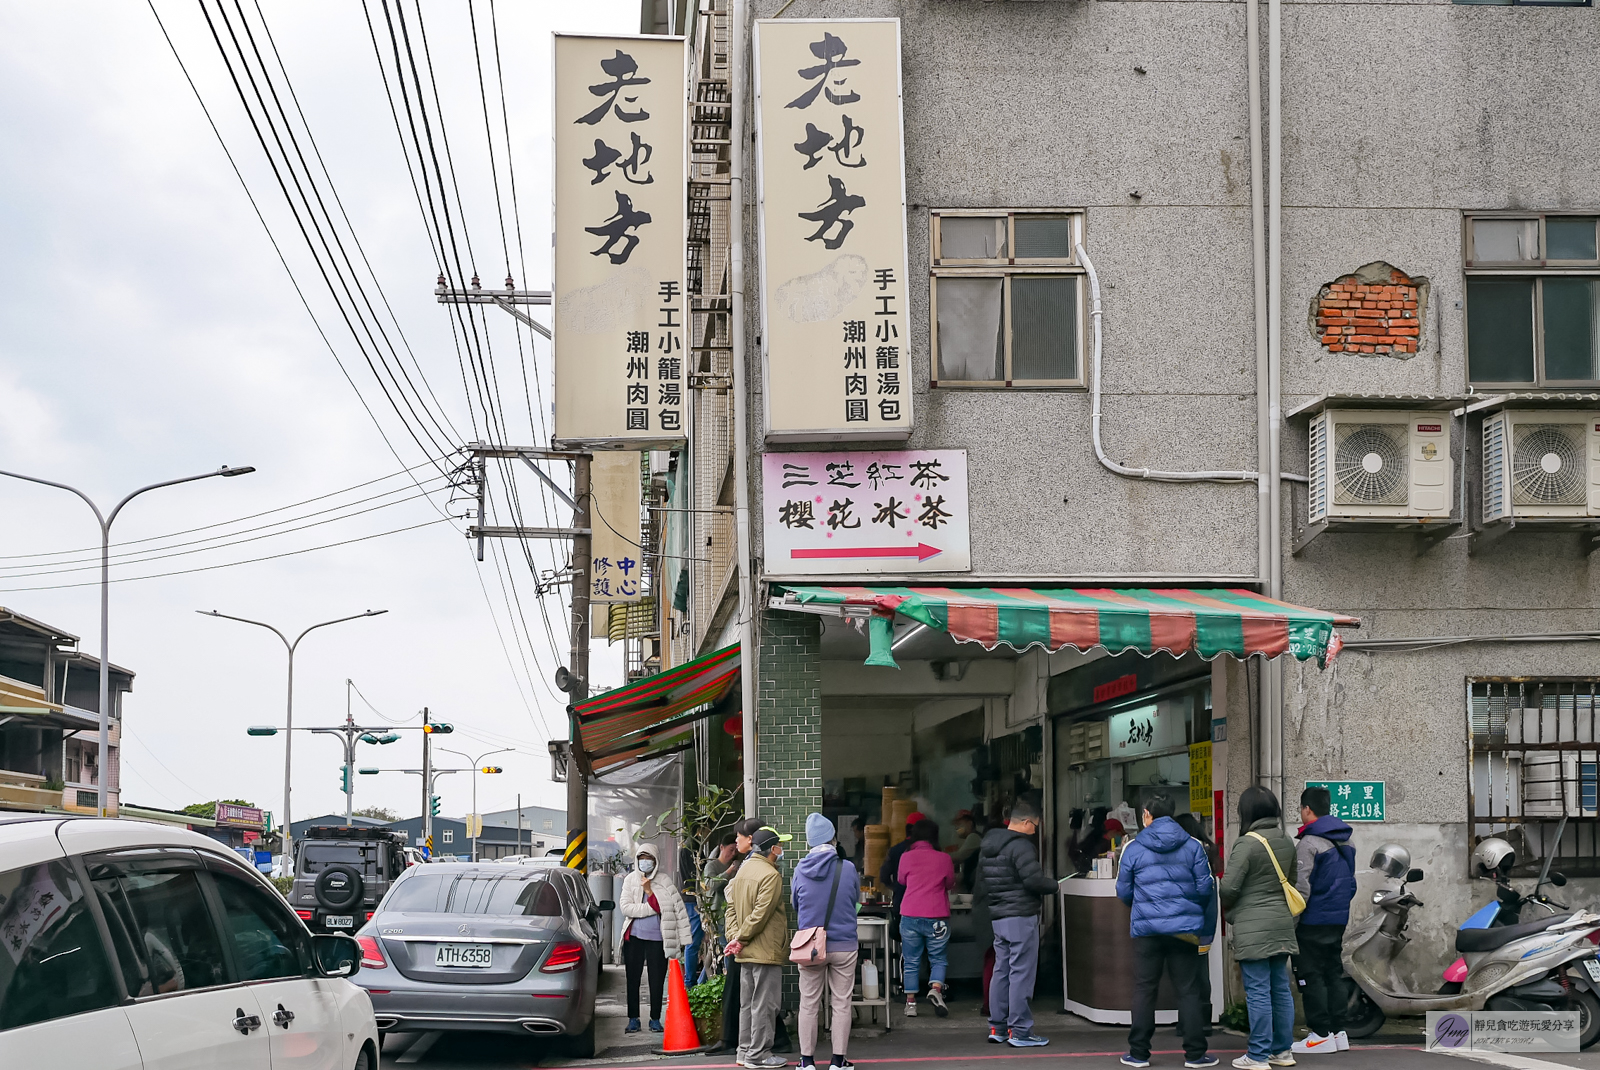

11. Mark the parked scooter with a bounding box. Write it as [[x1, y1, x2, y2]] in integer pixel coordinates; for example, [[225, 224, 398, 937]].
[[1442, 835, 1579, 989], [1341, 843, 1600, 1047]]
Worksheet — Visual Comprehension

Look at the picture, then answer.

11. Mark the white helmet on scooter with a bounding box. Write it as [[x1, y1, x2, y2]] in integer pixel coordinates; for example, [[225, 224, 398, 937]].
[[1471, 837, 1515, 878], [1370, 843, 1411, 879]]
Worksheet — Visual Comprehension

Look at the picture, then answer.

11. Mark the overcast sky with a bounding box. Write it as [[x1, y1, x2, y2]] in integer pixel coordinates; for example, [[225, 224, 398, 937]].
[[0, 0, 637, 824]]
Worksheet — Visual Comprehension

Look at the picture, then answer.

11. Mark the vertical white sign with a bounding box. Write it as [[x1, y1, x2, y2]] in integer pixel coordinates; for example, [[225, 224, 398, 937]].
[[755, 19, 911, 443], [553, 34, 687, 447], [590, 451, 644, 603]]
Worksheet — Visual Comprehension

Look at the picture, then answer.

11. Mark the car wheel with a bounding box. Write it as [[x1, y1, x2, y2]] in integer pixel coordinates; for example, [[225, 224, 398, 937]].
[[352, 1042, 375, 1070], [562, 1017, 597, 1059]]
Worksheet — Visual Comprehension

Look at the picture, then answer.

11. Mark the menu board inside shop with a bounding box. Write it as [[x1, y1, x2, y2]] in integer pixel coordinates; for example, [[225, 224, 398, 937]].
[[553, 34, 687, 447], [754, 19, 911, 443]]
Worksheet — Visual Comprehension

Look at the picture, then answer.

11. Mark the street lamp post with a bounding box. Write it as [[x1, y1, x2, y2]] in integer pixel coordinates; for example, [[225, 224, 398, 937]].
[[0, 464, 255, 817], [440, 747, 513, 861], [199, 608, 387, 871]]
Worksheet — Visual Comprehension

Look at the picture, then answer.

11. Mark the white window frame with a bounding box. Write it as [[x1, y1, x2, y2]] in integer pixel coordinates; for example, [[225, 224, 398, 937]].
[[442, 828, 453, 844], [1464, 212, 1600, 389], [929, 209, 1088, 389]]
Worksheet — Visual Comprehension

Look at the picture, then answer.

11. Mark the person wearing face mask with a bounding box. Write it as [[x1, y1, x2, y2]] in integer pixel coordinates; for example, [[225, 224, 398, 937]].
[[619, 844, 691, 1034], [725, 825, 793, 1069]]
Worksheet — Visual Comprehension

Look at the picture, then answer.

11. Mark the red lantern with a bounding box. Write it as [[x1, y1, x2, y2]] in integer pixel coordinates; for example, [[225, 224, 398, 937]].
[[722, 714, 743, 741]]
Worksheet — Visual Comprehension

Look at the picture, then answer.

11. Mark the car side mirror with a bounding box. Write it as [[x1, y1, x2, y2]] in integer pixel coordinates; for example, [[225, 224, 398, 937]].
[[1406, 868, 1425, 883], [312, 933, 361, 978], [599, 900, 616, 911], [1552, 872, 1568, 887]]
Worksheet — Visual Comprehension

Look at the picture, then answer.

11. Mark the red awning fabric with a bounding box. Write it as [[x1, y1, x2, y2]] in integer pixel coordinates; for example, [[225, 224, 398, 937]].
[[571, 644, 740, 769]]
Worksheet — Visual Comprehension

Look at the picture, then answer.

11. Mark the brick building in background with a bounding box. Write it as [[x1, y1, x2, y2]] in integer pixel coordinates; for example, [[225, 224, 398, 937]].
[[619, 0, 1600, 1004]]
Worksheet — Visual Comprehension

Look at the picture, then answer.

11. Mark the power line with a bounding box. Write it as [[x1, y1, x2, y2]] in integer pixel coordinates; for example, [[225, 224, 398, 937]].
[[0, 516, 455, 593], [0, 455, 453, 561], [147, 0, 453, 517], [347, 679, 419, 725], [197, 0, 459, 469], [0, 481, 446, 579]]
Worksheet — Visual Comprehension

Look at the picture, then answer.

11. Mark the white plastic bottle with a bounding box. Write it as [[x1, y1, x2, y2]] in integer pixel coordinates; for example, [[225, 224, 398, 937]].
[[861, 959, 880, 1000]]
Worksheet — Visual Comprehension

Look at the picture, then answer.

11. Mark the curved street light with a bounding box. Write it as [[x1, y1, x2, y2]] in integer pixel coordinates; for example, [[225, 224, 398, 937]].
[[0, 464, 254, 816], [439, 746, 513, 861], [198, 608, 386, 867]]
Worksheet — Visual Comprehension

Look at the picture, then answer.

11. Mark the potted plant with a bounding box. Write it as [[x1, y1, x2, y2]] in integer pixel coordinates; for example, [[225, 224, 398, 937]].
[[687, 973, 725, 1046], [644, 783, 743, 977]]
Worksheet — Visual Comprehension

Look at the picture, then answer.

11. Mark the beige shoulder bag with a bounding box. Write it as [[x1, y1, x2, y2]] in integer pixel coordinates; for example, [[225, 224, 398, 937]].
[[1246, 831, 1307, 917]]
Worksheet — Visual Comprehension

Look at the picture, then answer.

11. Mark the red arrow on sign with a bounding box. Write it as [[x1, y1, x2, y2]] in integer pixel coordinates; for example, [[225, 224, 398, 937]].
[[791, 543, 943, 562]]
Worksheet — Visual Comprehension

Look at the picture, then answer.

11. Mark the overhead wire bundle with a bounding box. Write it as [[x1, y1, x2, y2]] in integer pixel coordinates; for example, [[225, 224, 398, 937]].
[[146, 0, 581, 737]]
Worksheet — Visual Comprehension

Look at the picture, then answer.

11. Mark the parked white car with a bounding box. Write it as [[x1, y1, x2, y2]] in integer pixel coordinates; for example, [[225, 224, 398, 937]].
[[0, 813, 379, 1070]]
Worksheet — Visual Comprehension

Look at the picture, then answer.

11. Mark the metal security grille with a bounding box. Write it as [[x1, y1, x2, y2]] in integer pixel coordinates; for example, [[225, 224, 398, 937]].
[[1469, 677, 1600, 877]]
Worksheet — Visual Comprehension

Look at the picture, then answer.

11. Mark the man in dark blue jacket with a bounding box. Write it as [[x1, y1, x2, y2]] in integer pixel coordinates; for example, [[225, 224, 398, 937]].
[[1116, 793, 1215, 1069], [1291, 787, 1357, 1055]]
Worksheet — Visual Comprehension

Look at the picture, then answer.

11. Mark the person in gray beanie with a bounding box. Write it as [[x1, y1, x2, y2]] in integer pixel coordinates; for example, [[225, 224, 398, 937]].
[[791, 813, 860, 1069]]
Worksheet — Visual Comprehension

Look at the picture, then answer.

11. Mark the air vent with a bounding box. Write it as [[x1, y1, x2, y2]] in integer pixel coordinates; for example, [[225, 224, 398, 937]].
[[1334, 423, 1409, 506]]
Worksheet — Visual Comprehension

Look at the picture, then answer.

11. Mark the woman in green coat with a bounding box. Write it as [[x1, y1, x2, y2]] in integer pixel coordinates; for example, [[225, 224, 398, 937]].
[[1218, 787, 1298, 1070]]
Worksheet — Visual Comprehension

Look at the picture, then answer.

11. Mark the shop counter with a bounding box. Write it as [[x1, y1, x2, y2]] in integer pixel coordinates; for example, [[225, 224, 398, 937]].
[[1057, 876, 1222, 1026]]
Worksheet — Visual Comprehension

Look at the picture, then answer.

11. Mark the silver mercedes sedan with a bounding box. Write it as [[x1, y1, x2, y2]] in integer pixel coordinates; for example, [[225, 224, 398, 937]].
[[351, 862, 610, 1056]]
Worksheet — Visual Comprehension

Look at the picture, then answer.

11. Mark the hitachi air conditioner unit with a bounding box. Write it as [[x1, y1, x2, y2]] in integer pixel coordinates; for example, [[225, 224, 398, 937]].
[[1307, 411, 1452, 523], [1481, 411, 1600, 521]]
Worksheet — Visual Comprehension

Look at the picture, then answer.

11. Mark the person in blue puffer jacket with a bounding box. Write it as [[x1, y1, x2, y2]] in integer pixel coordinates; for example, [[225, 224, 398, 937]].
[[1290, 786, 1358, 1055], [1116, 793, 1215, 1069]]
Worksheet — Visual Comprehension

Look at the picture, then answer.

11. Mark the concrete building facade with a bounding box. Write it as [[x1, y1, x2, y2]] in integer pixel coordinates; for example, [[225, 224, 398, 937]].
[[645, 0, 1600, 993]]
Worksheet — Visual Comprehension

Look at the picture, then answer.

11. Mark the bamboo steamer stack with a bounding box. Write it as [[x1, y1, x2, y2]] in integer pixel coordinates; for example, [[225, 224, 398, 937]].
[[862, 824, 889, 885], [888, 797, 914, 844]]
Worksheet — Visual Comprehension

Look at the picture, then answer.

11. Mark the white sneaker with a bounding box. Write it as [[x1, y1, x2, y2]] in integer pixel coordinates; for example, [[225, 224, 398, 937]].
[[1291, 1034, 1337, 1056], [1333, 1032, 1349, 1052], [1232, 1057, 1270, 1070], [904, 1000, 917, 1017], [1268, 1053, 1297, 1067]]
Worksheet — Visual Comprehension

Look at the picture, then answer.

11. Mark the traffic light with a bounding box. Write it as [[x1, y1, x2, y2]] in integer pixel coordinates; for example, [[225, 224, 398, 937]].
[[480, 766, 503, 774], [423, 722, 453, 735], [430, 795, 442, 817], [340, 765, 351, 792]]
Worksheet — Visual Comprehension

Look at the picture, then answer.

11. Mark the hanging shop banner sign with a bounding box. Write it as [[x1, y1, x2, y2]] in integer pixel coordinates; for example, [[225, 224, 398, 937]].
[[590, 451, 644, 603], [762, 449, 969, 574], [1189, 742, 1212, 817], [1307, 780, 1386, 821], [553, 34, 687, 448], [754, 19, 912, 444]]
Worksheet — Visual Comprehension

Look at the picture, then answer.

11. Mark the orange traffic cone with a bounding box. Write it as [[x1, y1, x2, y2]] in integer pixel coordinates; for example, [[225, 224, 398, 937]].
[[655, 956, 703, 1055]]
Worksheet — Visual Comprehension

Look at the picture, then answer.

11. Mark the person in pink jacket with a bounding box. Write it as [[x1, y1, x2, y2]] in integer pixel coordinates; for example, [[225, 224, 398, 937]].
[[897, 818, 956, 1017]]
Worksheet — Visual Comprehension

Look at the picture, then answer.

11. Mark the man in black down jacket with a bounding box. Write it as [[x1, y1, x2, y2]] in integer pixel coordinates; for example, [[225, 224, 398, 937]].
[[978, 796, 1057, 1047]]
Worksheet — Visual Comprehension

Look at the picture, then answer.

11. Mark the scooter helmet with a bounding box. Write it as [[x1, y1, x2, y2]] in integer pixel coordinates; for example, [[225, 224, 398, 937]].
[[1471, 837, 1515, 878], [1370, 843, 1411, 879]]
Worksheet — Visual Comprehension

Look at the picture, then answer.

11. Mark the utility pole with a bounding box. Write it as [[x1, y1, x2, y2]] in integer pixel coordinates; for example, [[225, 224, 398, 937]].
[[421, 707, 432, 853], [459, 443, 593, 876]]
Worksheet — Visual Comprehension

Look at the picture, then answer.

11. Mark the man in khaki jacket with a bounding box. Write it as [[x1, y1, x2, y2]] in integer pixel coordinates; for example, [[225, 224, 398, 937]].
[[725, 826, 792, 1069]]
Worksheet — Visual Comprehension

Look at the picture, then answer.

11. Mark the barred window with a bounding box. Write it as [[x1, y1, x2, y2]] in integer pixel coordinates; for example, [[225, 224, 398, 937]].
[[1470, 677, 1600, 876]]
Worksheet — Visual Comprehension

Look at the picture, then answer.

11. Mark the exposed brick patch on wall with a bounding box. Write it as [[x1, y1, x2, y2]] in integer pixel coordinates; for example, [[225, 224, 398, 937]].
[[1309, 261, 1428, 357], [755, 610, 822, 1009]]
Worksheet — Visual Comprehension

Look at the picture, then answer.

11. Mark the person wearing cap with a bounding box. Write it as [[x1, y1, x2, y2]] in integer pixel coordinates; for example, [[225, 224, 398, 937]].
[[726, 825, 792, 1069], [618, 844, 692, 1033], [948, 810, 983, 892], [792, 814, 860, 1070], [706, 817, 762, 1055]]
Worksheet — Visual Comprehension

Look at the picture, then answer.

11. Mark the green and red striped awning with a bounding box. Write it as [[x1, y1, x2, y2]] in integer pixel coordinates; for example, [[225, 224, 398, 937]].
[[778, 586, 1358, 665], [571, 643, 740, 772]]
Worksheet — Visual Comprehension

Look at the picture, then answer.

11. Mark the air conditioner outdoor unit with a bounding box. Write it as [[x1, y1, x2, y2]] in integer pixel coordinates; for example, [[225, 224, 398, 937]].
[[1307, 410, 1452, 523], [1481, 411, 1600, 522]]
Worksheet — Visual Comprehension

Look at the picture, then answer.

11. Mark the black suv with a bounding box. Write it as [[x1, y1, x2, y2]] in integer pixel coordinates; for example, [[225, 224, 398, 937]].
[[290, 825, 409, 934]]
